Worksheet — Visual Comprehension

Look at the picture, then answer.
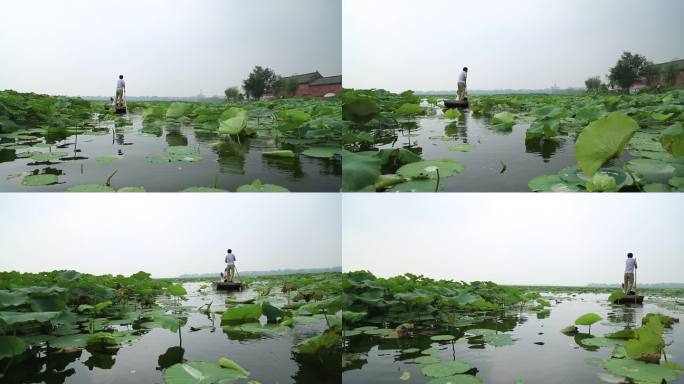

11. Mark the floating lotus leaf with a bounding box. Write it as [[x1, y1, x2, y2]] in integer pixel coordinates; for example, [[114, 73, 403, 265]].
[[294, 326, 341, 354], [49, 333, 90, 349], [651, 112, 674, 121], [31, 151, 68, 162], [586, 173, 619, 192], [575, 112, 639, 176], [602, 359, 677, 383], [608, 291, 626, 302], [165, 102, 192, 118], [421, 347, 442, 355], [118, 186, 146, 192], [421, 361, 472, 378], [397, 160, 464, 179], [401, 348, 420, 354], [364, 328, 394, 335], [390, 179, 443, 192], [449, 144, 474, 152], [22, 174, 58, 186], [142, 315, 184, 333], [483, 333, 514, 346], [301, 147, 340, 159], [166, 146, 203, 162], [236, 180, 289, 192], [218, 357, 249, 376], [95, 156, 121, 165], [260, 302, 283, 323], [427, 375, 482, 384], [491, 112, 515, 128], [444, 109, 461, 120], [626, 159, 676, 181], [66, 184, 115, 192], [466, 329, 497, 337], [415, 355, 441, 364], [221, 322, 289, 338], [580, 337, 625, 348], [221, 304, 262, 323], [262, 150, 295, 158], [660, 123, 684, 157], [163, 361, 248, 384], [182, 187, 226, 192], [430, 335, 456, 341], [0, 336, 26, 359]]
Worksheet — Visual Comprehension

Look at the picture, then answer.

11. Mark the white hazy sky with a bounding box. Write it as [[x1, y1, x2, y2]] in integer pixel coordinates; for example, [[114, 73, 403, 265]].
[[0, 194, 341, 278], [0, 0, 341, 97], [342, 194, 683, 286], [343, 0, 684, 91]]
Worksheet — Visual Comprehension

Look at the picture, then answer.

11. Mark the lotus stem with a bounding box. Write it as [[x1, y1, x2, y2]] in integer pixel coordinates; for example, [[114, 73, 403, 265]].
[[105, 169, 118, 187], [617, 157, 642, 192], [435, 169, 440, 192]]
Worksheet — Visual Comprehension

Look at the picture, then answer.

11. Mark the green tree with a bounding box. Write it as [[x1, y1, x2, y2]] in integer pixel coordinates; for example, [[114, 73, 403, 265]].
[[282, 77, 300, 97], [663, 63, 679, 87], [242, 66, 280, 100], [608, 52, 652, 91], [224, 86, 243, 101], [584, 76, 602, 92]]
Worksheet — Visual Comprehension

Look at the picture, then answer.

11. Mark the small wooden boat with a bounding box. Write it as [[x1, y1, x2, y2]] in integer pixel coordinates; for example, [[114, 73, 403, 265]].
[[613, 294, 644, 304], [443, 99, 469, 109], [213, 281, 243, 292], [114, 105, 127, 114]]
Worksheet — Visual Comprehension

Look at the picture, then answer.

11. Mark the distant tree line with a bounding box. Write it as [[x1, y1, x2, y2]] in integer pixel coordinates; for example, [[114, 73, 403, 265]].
[[585, 51, 679, 93], [224, 66, 302, 101]]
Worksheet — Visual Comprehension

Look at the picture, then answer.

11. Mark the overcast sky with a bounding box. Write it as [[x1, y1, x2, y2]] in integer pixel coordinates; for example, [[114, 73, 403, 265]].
[[0, 0, 341, 97], [343, 0, 684, 91], [0, 194, 340, 278], [342, 194, 683, 286]]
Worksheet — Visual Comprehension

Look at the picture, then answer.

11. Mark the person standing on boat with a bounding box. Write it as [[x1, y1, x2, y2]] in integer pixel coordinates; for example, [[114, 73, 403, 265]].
[[457, 67, 468, 101], [225, 249, 236, 282], [115, 75, 126, 106], [623, 252, 637, 294]]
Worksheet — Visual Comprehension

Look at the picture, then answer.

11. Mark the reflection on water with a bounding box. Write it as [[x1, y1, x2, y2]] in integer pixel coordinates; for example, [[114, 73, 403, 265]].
[[343, 293, 684, 384], [0, 115, 340, 191], [0, 282, 340, 384], [364, 106, 577, 191]]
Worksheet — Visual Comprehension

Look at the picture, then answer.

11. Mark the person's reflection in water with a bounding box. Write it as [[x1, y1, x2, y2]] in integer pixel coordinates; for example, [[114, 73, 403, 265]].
[[525, 138, 564, 162]]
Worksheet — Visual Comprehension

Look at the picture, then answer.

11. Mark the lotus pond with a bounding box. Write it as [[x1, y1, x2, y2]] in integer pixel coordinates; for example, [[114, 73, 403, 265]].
[[0, 90, 342, 192], [342, 272, 684, 383], [341, 89, 684, 192], [0, 271, 342, 383]]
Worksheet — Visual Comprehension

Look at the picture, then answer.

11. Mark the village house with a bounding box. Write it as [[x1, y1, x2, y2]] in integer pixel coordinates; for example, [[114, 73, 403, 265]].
[[263, 71, 342, 98], [631, 59, 684, 92]]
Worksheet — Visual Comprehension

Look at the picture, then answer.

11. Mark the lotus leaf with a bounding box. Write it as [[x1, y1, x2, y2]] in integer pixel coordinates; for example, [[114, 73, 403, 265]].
[[166, 103, 192, 118], [0, 311, 60, 325], [660, 123, 684, 157], [95, 156, 121, 165], [575, 112, 639, 176], [430, 335, 455, 341], [301, 146, 340, 159], [31, 151, 67, 162], [294, 326, 341, 354], [342, 150, 381, 191], [163, 361, 248, 384], [22, 174, 58, 186], [602, 359, 677, 383], [444, 109, 461, 120], [395, 103, 425, 117], [421, 361, 472, 378], [449, 144, 474, 152], [401, 348, 420, 354], [575, 313, 602, 326], [66, 184, 115, 192], [0, 290, 29, 308], [221, 304, 262, 323], [0, 336, 26, 359], [236, 180, 289, 192], [118, 186, 146, 192], [262, 150, 295, 158], [625, 316, 665, 363], [218, 357, 249, 376], [426, 375, 482, 384], [182, 187, 226, 192], [396, 160, 464, 179], [483, 333, 514, 347], [415, 355, 441, 364], [626, 159, 676, 180], [219, 108, 249, 135]]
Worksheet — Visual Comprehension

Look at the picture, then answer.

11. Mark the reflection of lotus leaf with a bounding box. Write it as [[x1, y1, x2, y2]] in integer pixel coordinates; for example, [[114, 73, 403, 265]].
[[301, 147, 340, 159], [421, 361, 472, 378], [415, 355, 441, 364], [427, 375, 483, 384], [22, 174, 58, 186]]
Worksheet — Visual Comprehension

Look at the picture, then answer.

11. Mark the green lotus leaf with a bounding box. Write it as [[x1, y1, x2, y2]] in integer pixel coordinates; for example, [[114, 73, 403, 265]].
[[605, 329, 635, 339], [401, 347, 420, 354], [181, 187, 227, 192], [166, 284, 187, 297], [49, 333, 90, 349], [586, 173, 619, 192], [163, 361, 248, 384], [0, 336, 26, 359], [580, 337, 625, 348], [262, 150, 295, 158], [22, 174, 58, 186], [0, 290, 29, 308], [575, 112, 639, 176], [448, 144, 474, 152], [421, 347, 441, 355], [218, 357, 249, 376], [395, 103, 425, 117], [118, 186, 146, 192], [643, 183, 670, 192], [668, 176, 684, 190], [415, 355, 441, 364], [29, 293, 65, 312], [261, 302, 284, 323], [236, 180, 289, 192], [166, 102, 192, 118], [575, 313, 602, 326], [430, 335, 456, 341], [660, 123, 684, 157], [0, 311, 60, 325], [444, 109, 461, 120], [396, 160, 464, 179], [390, 179, 443, 192], [625, 316, 665, 363], [602, 359, 676, 383], [364, 328, 394, 335], [166, 146, 203, 162], [342, 96, 379, 123], [651, 112, 674, 121], [421, 361, 472, 378], [426, 375, 483, 384], [528, 175, 580, 192], [491, 111, 515, 128], [466, 329, 497, 337], [66, 184, 115, 192], [608, 291, 627, 302], [219, 108, 249, 135], [342, 150, 381, 192], [301, 147, 340, 159], [221, 304, 262, 323], [31, 151, 67, 162], [294, 326, 341, 354], [483, 333, 514, 347], [626, 159, 676, 181]]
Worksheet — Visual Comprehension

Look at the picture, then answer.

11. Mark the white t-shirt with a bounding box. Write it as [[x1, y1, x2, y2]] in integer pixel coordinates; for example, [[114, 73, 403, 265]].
[[225, 253, 236, 265], [458, 71, 467, 83], [625, 258, 636, 273], [117, 79, 126, 89]]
